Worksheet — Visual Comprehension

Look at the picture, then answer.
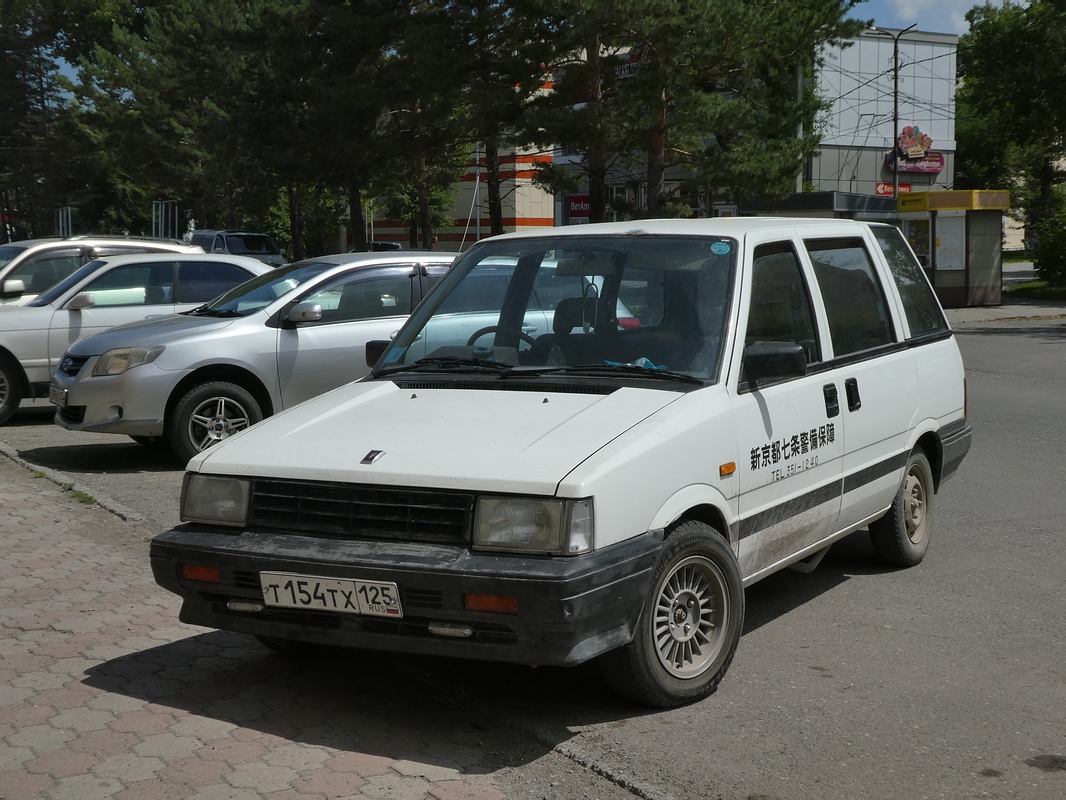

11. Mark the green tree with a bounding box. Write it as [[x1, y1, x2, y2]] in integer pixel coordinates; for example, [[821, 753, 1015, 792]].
[[957, 0, 1066, 274]]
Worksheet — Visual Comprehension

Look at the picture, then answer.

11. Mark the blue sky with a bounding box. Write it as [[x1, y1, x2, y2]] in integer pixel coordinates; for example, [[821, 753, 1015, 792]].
[[849, 0, 1017, 35]]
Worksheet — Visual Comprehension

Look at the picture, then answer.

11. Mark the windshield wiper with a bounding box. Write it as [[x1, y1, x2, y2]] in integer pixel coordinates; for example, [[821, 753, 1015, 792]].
[[510, 363, 703, 384], [182, 306, 243, 318], [376, 356, 512, 376]]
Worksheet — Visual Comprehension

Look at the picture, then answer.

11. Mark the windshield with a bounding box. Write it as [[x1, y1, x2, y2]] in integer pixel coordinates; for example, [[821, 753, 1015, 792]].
[[192, 260, 335, 316], [377, 234, 736, 383], [0, 244, 28, 270], [28, 260, 103, 306], [225, 233, 281, 256]]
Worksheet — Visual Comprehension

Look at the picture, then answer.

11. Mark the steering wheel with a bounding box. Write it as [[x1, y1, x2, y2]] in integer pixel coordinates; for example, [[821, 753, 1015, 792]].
[[466, 325, 549, 360]]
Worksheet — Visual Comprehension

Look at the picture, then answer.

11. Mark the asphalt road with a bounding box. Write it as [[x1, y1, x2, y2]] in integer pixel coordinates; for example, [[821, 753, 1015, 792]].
[[2, 312, 1064, 799]]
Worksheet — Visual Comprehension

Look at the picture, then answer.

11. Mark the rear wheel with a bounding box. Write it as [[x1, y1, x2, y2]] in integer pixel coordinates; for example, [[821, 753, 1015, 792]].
[[0, 356, 25, 426], [167, 381, 263, 463], [869, 451, 934, 567], [600, 520, 744, 707]]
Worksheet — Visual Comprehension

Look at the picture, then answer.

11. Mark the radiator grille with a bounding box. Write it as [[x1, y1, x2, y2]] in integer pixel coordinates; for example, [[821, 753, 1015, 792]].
[[249, 479, 474, 544]]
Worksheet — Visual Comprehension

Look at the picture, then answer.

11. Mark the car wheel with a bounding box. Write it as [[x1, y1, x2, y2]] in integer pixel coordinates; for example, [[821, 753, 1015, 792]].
[[869, 451, 934, 567], [167, 381, 263, 463], [0, 355, 25, 426], [600, 520, 744, 708]]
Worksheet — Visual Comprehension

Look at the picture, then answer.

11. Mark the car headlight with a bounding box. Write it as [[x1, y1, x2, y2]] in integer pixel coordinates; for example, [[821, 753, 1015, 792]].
[[92, 345, 165, 376], [180, 474, 250, 527], [473, 497, 594, 555]]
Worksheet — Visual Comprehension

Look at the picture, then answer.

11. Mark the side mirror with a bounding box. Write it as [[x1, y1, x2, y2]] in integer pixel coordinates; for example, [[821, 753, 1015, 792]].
[[743, 342, 807, 386], [365, 339, 389, 368], [67, 292, 97, 310], [286, 302, 322, 324], [0, 278, 26, 298]]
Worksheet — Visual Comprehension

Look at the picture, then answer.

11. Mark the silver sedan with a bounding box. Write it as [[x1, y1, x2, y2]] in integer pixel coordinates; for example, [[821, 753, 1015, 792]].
[[50, 251, 454, 462]]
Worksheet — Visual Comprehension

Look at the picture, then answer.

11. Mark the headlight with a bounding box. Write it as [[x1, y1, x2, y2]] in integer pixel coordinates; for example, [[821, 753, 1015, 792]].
[[180, 474, 250, 526], [92, 345, 165, 376], [473, 497, 594, 555]]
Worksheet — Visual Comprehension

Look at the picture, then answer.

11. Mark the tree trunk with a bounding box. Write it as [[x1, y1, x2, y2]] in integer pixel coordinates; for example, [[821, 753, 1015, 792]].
[[586, 37, 607, 224], [646, 82, 669, 218], [485, 139, 504, 236], [287, 185, 305, 261], [348, 180, 367, 252]]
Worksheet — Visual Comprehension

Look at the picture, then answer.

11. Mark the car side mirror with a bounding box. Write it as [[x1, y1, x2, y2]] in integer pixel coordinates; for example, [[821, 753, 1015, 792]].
[[286, 302, 323, 324], [67, 292, 97, 310], [743, 342, 807, 386], [0, 278, 26, 298], [365, 339, 389, 368]]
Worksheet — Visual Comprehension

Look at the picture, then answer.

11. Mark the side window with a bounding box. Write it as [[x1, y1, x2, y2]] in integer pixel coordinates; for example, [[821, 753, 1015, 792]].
[[310, 273, 413, 323], [870, 225, 948, 338], [174, 261, 255, 303], [745, 243, 820, 365], [82, 262, 174, 307], [437, 269, 511, 314], [9, 249, 82, 293], [805, 238, 895, 357]]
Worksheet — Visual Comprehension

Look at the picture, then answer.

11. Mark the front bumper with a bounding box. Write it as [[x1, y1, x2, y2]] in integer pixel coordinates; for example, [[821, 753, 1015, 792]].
[[51, 360, 179, 437], [150, 525, 663, 667]]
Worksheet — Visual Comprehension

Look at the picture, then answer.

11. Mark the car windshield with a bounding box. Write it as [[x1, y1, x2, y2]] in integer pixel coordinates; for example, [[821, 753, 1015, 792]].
[[191, 260, 335, 316], [28, 261, 103, 306], [377, 234, 737, 383], [225, 233, 281, 256], [0, 244, 28, 270]]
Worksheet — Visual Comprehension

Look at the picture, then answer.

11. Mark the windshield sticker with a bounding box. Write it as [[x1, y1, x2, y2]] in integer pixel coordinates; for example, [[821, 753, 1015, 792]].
[[710, 241, 731, 255], [750, 423, 836, 472]]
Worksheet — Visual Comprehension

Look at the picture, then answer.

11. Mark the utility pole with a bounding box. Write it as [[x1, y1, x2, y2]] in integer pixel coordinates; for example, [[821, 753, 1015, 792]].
[[876, 25, 917, 198]]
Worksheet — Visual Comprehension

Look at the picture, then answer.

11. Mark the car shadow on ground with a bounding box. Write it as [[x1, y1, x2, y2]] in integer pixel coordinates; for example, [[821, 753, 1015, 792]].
[[14, 440, 179, 474], [82, 530, 889, 766]]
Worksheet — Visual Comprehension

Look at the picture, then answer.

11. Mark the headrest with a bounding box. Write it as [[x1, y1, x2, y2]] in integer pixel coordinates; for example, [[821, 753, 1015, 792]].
[[553, 296, 599, 335]]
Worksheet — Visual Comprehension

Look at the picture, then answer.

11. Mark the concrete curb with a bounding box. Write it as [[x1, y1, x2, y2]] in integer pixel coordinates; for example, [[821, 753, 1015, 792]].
[[0, 439, 146, 522]]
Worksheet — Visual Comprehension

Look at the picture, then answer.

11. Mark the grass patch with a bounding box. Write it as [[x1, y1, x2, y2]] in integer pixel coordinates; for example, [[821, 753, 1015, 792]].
[[71, 490, 97, 505], [1004, 281, 1066, 301], [1003, 250, 1032, 263]]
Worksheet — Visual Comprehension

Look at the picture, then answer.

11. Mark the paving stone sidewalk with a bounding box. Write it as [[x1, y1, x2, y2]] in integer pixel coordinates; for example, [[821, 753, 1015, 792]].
[[0, 457, 516, 800]]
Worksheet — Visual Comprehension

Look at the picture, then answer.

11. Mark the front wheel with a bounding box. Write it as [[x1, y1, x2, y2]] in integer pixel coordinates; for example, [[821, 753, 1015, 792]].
[[167, 381, 264, 463], [869, 451, 934, 567], [600, 521, 744, 707]]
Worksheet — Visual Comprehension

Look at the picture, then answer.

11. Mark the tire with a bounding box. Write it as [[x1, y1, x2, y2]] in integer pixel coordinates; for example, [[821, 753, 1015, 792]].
[[869, 451, 934, 567], [0, 355, 25, 426], [167, 381, 264, 463], [600, 520, 744, 708]]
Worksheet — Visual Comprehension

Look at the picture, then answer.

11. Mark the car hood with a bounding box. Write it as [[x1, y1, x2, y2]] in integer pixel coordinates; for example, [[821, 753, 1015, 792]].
[[191, 379, 682, 494], [66, 313, 245, 356]]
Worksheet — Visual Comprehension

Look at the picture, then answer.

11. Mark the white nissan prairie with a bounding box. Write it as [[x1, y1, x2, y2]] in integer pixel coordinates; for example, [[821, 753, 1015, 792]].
[[150, 218, 972, 707]]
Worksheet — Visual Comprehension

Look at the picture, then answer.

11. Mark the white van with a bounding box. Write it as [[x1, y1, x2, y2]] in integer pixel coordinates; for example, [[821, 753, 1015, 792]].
[[151, 218, 971, 707]]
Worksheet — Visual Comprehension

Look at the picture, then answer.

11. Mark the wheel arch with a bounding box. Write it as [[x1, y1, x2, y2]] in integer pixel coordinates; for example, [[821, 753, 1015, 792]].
[[0, 346, 29, 398], [650, 484, 735, 549], [165, 365, 275, 430], [914, 429, 943, 492]]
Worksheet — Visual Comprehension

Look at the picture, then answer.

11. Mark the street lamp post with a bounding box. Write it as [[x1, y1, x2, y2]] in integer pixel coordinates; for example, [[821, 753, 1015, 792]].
[[875, 24, 917, 198]]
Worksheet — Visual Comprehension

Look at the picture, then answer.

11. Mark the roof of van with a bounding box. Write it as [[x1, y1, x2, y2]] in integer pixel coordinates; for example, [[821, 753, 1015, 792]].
[[487, 217, 887, 242]]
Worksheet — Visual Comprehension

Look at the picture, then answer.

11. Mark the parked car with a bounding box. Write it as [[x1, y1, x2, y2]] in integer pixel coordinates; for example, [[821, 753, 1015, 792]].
[[50, 251, 455, 461], [148, 218, 971, 707], [188, 230, 287, 267], [0, 235, 204, 306], [0, 253, 271, 425]]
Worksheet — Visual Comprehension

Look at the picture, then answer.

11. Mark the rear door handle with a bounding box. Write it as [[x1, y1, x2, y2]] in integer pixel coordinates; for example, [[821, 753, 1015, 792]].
[[845, 377, 861, 411], [823, 383, 840, 418]]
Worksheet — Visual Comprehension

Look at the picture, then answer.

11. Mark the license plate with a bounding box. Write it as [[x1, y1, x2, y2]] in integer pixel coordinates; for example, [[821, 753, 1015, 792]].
[[259, 571, 403, 618], [49, 384, 67, 408]]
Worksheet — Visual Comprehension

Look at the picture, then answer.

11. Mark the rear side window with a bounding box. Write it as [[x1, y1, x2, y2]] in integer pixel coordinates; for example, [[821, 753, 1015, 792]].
[[175, 261, 255, 303], [870, 226, 948, 338], [805, 238, 895, 357], [745, 243, 820, 366]]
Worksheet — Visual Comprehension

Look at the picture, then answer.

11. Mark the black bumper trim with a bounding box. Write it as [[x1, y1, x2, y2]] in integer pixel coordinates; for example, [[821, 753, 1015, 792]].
[[938, 418, 972, 485], [150, 526, 663, 667]]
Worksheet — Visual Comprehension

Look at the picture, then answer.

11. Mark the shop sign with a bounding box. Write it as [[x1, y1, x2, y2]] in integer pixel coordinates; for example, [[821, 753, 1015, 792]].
[[884, 152, 945, 174], [876, 182, 912, 196], [567, 195, 591, 220]]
